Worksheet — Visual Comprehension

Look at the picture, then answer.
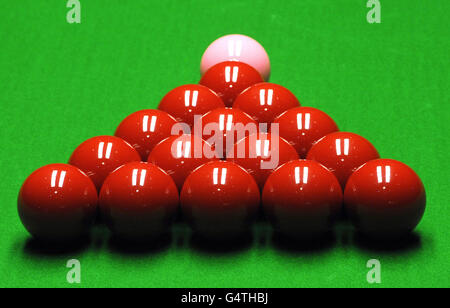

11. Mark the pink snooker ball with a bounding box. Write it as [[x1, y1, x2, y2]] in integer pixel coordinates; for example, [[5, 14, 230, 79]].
[[200, 34, 271, 81]]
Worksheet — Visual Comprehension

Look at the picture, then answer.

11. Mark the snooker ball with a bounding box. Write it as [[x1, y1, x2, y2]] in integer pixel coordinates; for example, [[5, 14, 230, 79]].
[[18, 164, 98, 242], [262, 160, 342, 239], [158, 84, 225, 127], [180, 161, 260, 240], [196, 107, 258, 158], [306, 132, 380, 188], [69, 136, 141, 191], [99, 162, 179, 241], [233, 82, 300, 126], [199, 61, 264, 107], [227, 132, 299, 189], [273, 106, 339, 158], [344, 159, 426, 239], [147, 134, 218, 191], [115, 109, 179, 160], [200, 34, 271, 81]]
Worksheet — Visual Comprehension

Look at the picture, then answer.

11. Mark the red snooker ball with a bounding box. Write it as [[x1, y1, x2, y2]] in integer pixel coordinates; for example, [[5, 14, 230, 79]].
[[99, 162, 179, 241], [115, 109, 179, 161], [181, 161, 260, 240], [344, 159, 426, 239], [158, 84, 225, 127], [306, 132, 380, 188], [199, 61, 264, 107], [262, 160, 342, 239], [18, 164, 98, 242], [69, 136, 141, 191], [147, 134, 218, 191], [273, 106, 339, 158], [196, 107, 258, 158], [233, 82, 300, 125], [227, 132, 299, 189]]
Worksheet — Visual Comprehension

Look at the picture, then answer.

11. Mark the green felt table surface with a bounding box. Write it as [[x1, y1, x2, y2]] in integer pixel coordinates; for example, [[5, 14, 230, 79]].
[[0, 0, 449, 288]]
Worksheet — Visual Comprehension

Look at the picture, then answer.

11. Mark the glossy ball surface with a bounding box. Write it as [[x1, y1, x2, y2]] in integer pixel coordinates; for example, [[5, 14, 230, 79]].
[[199, 61, 264, 107], [99, 162, 178, 241], [147, 134, 218, 191], [200, 34, 271, 81], [306, 132, 380, 188], [158, 84, 225, 127], [344, 159, 426, 239], [273, 107, 339, 158], [69, 136, 141, 191], [227, 133, 299, 189], [115, 109, 179, 160], [181, 161, 260, 240], [263, 160, 342, 239], [18, 164, 98, 242], [233, 82, 300, 125], [196, 107, 258, 158]]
